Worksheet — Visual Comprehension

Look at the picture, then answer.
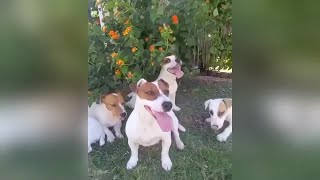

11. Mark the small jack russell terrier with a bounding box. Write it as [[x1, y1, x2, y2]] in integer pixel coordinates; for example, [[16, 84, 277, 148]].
[[88, 116, 105, 153], [89, 92, 127, 143], [126, 55, 184, 112], [126, 78, 185, 171], [204, 98, 232, 142]]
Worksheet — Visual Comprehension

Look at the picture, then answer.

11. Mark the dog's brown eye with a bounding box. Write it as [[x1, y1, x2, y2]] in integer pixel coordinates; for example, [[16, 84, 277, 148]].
[[164, 90, 169, 94], [110, 104, 116, 107], [209, 110, 213, 115], [218, 111, 224, 117]]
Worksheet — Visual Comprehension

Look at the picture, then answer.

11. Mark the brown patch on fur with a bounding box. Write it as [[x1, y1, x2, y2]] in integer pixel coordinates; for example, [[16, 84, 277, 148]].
[[162, 58, 171, 65], [136, 82, 160, 100], [223, 98, 232, 108], [158, 79, 169, 96], [101, 92, 125, 118]]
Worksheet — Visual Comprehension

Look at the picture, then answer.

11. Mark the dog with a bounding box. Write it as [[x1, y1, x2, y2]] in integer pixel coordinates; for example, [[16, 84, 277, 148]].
[[204, 98, 232, 142], [88, 116, 105, 153], [126, 55, 184, 112], [125, 78, 184, 171], [88, 92, 127, 143]]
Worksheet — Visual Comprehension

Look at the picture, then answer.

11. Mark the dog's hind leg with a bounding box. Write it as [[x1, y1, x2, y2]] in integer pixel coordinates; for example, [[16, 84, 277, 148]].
[[173, 129, 185, 150]]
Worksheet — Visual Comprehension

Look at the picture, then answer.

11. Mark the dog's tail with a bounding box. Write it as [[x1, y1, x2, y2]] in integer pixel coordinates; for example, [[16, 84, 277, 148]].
[[178, 123, 186, 132]]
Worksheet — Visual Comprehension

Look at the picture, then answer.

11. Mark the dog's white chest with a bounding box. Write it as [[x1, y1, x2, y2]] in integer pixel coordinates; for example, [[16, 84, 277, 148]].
[[136, 125, 163, 146]]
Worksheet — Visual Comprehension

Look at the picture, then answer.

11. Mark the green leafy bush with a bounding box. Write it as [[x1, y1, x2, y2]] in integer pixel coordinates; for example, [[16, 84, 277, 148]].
[[88, 0, 232, 103]]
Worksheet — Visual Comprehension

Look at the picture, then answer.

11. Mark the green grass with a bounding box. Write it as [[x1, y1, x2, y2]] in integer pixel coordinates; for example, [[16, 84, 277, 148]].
[[88, 78, 232, 180]]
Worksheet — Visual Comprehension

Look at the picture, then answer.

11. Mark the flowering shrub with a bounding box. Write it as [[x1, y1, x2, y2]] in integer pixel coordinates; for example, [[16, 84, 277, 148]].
[[88, 0, 178, 102], [88, 0, 232, 102]]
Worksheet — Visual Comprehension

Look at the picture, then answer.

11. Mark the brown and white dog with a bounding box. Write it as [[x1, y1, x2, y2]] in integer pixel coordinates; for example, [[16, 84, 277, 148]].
[[126, 55, 184, 111], [125, 78, 184, 171], [89, 92, 127, 142], [204, 98, 232, 142]]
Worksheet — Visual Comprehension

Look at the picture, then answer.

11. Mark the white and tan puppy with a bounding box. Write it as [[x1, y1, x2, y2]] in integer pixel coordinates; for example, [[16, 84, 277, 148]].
[[126, 55, 184, 112], [204, 98, 232, 142], [88, 116, 105, 153], [126, 78, 184, 171], [89, 92, 127, 143], [157, 55, 184, 111]]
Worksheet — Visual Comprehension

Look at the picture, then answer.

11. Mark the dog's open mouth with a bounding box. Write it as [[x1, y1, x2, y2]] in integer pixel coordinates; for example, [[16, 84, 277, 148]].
[[167, 64, 184, 78], [144, 105, 172, 132]]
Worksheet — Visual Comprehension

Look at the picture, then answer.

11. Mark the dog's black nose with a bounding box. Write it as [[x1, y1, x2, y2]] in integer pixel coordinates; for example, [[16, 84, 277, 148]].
[[162, 101, 172, 112], [120, 112, 127, 118]]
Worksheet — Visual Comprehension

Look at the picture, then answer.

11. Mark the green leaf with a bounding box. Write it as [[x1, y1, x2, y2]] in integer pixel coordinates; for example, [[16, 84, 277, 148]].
[[213, 8, 219, 17], [153, 41, 165, 46], [157, 6, 164, 15], [121, 66, 128, 74], [150, 10, 157, 23]]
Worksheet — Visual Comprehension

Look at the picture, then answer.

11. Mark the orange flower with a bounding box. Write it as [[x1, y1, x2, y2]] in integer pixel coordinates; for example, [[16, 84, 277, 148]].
[[127, 71, 134, 79], [115, 69, 121, 75], [111, 52, 118, 58], [158, 47, 163, 52], [144, 37, 149, 42], [116, 59, 124, 67], [131, 47, 138, 53], [149, 45, 155, 52], [123, 26, 132, 36], [102, 26, 107, 33], [125, 20, 130, 25], [172, 15, 179, 24], [108, 30, 119, 40]]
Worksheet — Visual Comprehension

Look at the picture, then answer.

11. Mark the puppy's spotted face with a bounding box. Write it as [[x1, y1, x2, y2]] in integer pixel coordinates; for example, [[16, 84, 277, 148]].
[[133, 78, 173, 132], [101, 92, 127, 120], [162, 55, 184, 79], [205, 99, 232, 130]]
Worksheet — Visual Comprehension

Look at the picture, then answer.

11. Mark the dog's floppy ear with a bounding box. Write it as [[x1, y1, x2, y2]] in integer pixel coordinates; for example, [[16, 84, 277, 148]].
[[160, 57, 171, 66], [204, 100, 211, 110], [136, 78, 147, 88]]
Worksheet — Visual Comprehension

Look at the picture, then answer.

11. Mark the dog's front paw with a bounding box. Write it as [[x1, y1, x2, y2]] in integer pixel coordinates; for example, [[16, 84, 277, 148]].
[[176, 140, 185, 150], [161, 157, 172, 171], [126, 157, 138, 170], [107, 134, 115, 142], [173, 106, 181, 111], [116, 133, 124, 139], [217, 134, 228, 142]]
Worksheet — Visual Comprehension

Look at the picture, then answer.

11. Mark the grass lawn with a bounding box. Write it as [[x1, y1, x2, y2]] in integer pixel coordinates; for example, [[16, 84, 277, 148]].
[[88, 77, 232, 179]]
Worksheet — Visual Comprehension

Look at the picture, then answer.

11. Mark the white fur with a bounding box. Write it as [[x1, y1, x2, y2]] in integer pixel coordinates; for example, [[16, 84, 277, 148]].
[[157, 55, 182, 111], [88, 116, 105, 153], [125, 79, 184, 171], [205, 98, 232, 142], [88, 101, 126, 142], [125, 55, 186, 132]]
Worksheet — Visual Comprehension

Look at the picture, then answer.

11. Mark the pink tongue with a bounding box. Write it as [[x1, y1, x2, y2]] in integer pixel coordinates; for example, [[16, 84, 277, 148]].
[[153, 111, 173, 132], [172, 67, 184, 78]]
